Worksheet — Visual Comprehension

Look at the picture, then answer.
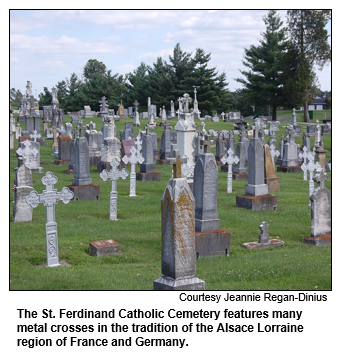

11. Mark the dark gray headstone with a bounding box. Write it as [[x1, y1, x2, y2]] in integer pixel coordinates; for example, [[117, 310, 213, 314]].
[[72, 137, 92, 186]]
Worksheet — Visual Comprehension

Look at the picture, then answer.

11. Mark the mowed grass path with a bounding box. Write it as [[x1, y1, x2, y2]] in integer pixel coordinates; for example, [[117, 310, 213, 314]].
[[9, 110, 331, 290]]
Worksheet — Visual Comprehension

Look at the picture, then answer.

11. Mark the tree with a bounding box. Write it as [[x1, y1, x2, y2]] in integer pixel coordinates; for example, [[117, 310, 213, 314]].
[[38, 87, 52, 108], [83, 59, 107, 81], [235, 10, 288, 120], [287, 10, 331, 121]]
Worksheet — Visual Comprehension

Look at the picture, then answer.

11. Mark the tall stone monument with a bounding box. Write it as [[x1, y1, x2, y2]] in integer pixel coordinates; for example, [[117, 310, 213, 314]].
[[193, 151, 231, 258], [67, 137, 100, 200], [236, 118, 277, 210], [153, 150, 205, 290]]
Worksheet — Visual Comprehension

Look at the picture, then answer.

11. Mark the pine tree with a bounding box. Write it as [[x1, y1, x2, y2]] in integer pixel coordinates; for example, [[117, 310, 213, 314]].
[[235, 10, 288, 120]]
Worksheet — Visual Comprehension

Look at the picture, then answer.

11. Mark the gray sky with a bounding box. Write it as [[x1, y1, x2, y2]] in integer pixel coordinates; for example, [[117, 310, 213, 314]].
[[10, 9, 331, 97]]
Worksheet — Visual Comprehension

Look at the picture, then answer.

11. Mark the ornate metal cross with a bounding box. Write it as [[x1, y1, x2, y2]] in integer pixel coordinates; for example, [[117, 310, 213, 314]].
[[221, 148, 240, 193], [122, 146, 144, 197], [30, 130, 41, 142], [100, 157, 129, 220], [16, 139, 39, 168], [25, 172, 74, 267]]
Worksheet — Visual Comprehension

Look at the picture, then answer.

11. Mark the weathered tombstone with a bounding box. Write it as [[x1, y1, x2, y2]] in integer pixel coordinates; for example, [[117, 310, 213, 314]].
[[315, 145, 328, 171], [193, 151, 231, 257], [82, 105, 93, 118], [85, 129, 102, 166], [122, 143, 144, 197], [242, 221, 284, 249], [236, 118, 277, 210], [221, 148, 239, 193], [303, 171, 331, 246], [215, 130, 226, 165], [25, 172, 74, 267], [277, 125, 302, 173], [264, 144, 280, 191], [12, 164, 34, 222], [67, 137, 100, 200], [233, 128, 248, 180], [118, 100, 125, 118], [136, 128, 161, 181], [99, 157, 129, 220], [54, 135, 71, 165], [15, 124, 22, 140], [153, 150, 205, 290], [16, 139, 43, 173]]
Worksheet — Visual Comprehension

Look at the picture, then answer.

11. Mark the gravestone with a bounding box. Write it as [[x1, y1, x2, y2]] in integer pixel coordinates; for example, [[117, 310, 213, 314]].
[[303, 171, 331, 246], [264, 144, 280, 191], [136, 128, 161, 181], [242, 221, 284, 249], [233, 128, 248, 180], [83, 105, 93, 118], [89, 239, 121, 257], [99, 157, 129, 220], [236, 118, 277, 210], [291, 108, 301, 136], [215, 131, 226, 165], [12, 164, 34, 222], [26, 171, 74, 267], [67, 137, 100, 200], [277, 126, 302, 173], [306, 124, 316, 137], [16, 139, 43, 173], [118, 100, 125, 118], [85, 129, 102, 166], [121, 139, 136, 159], [158, 124, 173, 164], [193, 152, 231, 258], [15, 124, 22, 140], [97, 96, 109, 119], [305, 153, 323, 206], [54, 135, 71, 166], [315, 146, 328, 171], [153, 150, 205, 290]]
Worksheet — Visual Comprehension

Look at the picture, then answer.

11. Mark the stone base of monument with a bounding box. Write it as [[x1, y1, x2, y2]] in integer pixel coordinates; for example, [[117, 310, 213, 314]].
[[233, 172, 248, 180], [153, 276, 205, 290], [236, 194, 277, 211], [63, 168, 74, 174], [242, 239, 284, 249], [54, 159, 70, 166], [266, 177, 280, 191], [89, 156, 101, 167], [195, 229, 231, 258], [136, 171, 162, 181], [89, 239, 121, 256], [67, 184, 100, 200], [276, 166, 302, 173], [302, 233, 331, 246]]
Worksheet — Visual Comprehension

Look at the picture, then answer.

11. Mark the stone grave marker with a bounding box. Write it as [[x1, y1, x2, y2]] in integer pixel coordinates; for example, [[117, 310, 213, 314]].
[[26, 171, 74, 267], [303, 171, 331, 246], [232, 128, 248, 180], [242, 221, 284, 249], [100, 157, 129, 220], [264, 144, 279, 191], [236, 118, 277, 210], [89, 239, 121, 257], [67, 137, 100, 200], [153, 149, 205, 290], [12, 164, 34, 222], [193, 151, 231, 258], [54, 135, 71, 166]]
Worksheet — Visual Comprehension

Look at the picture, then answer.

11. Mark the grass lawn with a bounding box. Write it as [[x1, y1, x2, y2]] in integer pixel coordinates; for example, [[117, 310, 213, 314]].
[[9, 110, 331, 290]]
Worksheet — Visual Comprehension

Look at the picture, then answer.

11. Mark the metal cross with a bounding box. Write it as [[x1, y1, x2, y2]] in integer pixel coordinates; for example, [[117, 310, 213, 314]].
[[269, 144, 280, 166], [221, 148, 239, 193], [167, 149, 188, 179], [25, 172, 74, 267], [100, 157, 129, 220], [122, 146, 144, 197]]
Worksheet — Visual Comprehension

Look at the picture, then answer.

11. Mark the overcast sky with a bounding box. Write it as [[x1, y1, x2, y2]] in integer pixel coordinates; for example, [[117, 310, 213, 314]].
[[10, 9, 331, 98]]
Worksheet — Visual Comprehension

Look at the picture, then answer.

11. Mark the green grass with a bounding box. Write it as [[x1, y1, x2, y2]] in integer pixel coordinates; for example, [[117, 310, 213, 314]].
[[9, 110, 331, 290]]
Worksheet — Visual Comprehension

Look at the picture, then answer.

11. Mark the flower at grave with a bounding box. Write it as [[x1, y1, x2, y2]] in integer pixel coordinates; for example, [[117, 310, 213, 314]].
[[12, 185, 16, 191]]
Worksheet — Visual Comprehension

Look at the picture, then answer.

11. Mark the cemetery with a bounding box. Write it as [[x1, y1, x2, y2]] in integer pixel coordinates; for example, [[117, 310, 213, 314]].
[[9, 103, 331, 290]]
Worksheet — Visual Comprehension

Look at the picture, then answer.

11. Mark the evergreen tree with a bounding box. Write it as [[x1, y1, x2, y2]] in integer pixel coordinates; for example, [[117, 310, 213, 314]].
[[287, 10, 331, 122], [38, 87, 52, 108], [235, 10, 288, 120]]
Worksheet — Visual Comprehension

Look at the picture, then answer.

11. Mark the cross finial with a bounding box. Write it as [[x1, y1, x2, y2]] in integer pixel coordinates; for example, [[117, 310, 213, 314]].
[[167, 149, 187, 178]]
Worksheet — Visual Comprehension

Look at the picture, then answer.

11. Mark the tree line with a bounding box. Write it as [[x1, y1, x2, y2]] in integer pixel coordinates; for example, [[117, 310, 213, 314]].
[[10, 10, 331, 121]]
